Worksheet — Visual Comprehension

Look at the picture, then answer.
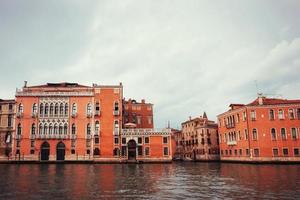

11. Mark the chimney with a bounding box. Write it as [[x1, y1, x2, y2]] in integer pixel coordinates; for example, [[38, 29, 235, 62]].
[[189, 116, 192, 121], [258, 93, 264, 105], [141, 99, 145, 103], [24, 81, 27, 88]]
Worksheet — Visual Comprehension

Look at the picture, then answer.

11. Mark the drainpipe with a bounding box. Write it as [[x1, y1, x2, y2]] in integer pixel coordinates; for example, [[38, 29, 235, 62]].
[[245, 107, 252, 160]]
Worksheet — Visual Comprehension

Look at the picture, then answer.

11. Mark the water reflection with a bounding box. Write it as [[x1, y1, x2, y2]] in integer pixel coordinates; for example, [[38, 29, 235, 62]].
[[0, 163, 299, 199]]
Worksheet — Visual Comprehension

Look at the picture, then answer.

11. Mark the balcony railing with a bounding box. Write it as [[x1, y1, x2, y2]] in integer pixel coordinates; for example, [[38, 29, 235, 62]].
[[95, 110, 101, 116], [122, 128, 171, 136], [114, 129, 119, 136], [71, 134, 77, 139], [30, 135, 36, 139], [71, 113, 77, 118], [86, 134, 92, 139], [113, 110, 120, 116], [16, 89, 94, 97], [16, 134, 22, 139], [86, 113, 93, 118], [225, 123, 235, 129], [16, 112, 23, 118], [36, 134, 69, 139], [227, 141, 237, 145], [31, 112, 38, 118]]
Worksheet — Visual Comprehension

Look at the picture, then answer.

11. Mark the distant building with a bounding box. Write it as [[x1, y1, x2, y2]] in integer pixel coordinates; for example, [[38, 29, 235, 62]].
[[123, 99, 153, 129], [0, 99, 15, 159], [178, 113, 220, 161], [218, 95, 300, 162]]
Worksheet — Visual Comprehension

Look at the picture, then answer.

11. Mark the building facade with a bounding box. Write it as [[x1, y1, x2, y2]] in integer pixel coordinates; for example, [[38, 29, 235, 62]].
[[123, 99, 154, 129], [178, 113, 220, 161], [0, 99, 15, 160], [218, 96, 300, 162], [9, 82, 171, 163]]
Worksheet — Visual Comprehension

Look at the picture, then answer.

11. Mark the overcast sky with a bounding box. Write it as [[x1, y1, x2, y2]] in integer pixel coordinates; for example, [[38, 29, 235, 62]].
[[1, 0, 300, 128]]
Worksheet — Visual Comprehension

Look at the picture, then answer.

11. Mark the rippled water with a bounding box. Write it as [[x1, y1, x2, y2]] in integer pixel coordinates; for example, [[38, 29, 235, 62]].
[[0, 163, 300, 199]]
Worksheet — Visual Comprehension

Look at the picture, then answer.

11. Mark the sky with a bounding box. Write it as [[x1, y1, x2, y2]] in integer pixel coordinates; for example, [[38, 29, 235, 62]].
[[0, 0, 300, 128]]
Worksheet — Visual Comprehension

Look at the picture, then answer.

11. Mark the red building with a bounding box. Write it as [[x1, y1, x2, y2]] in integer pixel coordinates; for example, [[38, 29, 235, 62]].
[[9, 82, 171, 163], [123, 99, 153, 129], [218, 95, 300, 162], [176, 113, 220, 161]]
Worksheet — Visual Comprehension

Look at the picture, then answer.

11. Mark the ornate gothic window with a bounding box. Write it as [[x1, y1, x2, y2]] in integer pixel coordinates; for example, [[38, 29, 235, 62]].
[[31, 123, 36, 135], [40, 103, 44, 116], [64, 103, 68, 116]]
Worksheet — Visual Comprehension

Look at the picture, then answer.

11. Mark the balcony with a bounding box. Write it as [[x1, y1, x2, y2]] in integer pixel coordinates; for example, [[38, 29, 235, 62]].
[[30, 135, 36, 139], [35, 134, 69, 139], [86, 113, 93, 118], [113, 110, 119, 116], [122, 128, 171, 136], [86, 134, 92, 139], [71, 113, 77, 118], [16, 134, 22, 139], [16, 112, 23, 118], [227, 141, 237, 145], [95, 110, 101, 116], [226, 123, 235, 129], [71, 134, 77, 139]]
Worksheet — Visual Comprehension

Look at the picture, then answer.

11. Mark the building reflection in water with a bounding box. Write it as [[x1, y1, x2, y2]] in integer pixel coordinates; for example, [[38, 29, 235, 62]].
[[0, 163, 300, 199]]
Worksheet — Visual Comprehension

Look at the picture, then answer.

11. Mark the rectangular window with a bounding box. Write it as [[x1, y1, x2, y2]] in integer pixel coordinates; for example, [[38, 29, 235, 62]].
[[94, 137, 99, 144], [252, 129, 258, 140], [163, 147, 169, 156], [283, 148, 289, 156], [291, 128, 297, 139], [134, 137, 141, 145], [163, 137, 168, 144], [254, 148, 259, 157], [71, 140, 76, 148], [229, 150, 232, 155], [244, 129, 248, 140], [114, 137, 119, 144], [122, 138, 126, 144], [138, 146, 143, 156], [144, 137, 149, 144], [147, 116, 152, 125], [297, 108, 300, 119], [71, 149, 75, 154], [250, 110, 256, 121], [294, 148, 299, 156], [121, 146, 127, 156], [30, 140, 35, 148], [225, 150, 228, 155], [239, 149, 242, 156], [278, 109, 284, 120], [273, 148, 279, 156], [246, 149, 250, 156], [281, 128, 287, 140], [86, 139, 91, 148], [145, 147, 150, 156], [269, 109, 275, 120], [30, 149, 35, 154], [234, 149, 237, 155], [242, 112, 246, 121]]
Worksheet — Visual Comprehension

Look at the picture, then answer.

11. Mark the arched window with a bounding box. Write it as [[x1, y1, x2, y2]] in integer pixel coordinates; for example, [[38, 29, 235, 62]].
[[39, 103, 44, 116], [54, 123, 58, 135], [49, 123, 53, 135], [59, 124, 63, 135], [31, 123, 36, 135], [39, 123, 43, 135], [17, 123, 22, 135], [64, 103, 68, 116], [72, 124, 76, 135], [281, 128, 287, 140], [271, 128, 276, 140], [72, 103, 77, 115], [54, 103, 59, 116], [87, 103, 92, 115], [49, 103, 54, 117], [59, 103, 64, 116], [95, 102, 100, 115], [95, 121, 100, 135], [64, 123, 68, 135], [278, 109, 284, 119], [87, 123, 91, 135], [252, 129, 258, 140], [94, 148, 100, 156], [44, 124, 48, 135], [32, 103, 37, 114], [18, 103, 24, 113], [289, 109, 295, 119], [44, 103, 49, 117]]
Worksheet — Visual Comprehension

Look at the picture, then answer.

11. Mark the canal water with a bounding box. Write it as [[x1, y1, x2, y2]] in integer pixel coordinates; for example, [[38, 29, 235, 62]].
[[0, 163, 300, 199]]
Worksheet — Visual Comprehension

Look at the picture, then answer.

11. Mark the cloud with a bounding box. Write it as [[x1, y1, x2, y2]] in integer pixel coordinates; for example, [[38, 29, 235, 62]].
[[0, 0, 300, 128]]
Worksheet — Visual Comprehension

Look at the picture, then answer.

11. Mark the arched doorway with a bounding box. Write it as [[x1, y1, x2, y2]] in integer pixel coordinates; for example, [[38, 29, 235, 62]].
[[94, 148, 100, 156], [41, 142, 50, 161], [56, 142, 65, 161], [127, 140, 137, 160]]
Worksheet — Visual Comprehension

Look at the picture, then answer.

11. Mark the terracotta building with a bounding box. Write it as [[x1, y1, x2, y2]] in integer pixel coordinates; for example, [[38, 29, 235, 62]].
[[11, 82, 171, 163], [123, 99, 153, 129], [178, 113, 220, 161], [0, 99, 15, 160], [218, 95, 300, 162]]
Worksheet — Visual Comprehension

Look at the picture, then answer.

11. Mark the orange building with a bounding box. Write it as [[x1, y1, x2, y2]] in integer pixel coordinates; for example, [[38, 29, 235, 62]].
[[123, 99, 153, 129], [11, 82, 172, 163], [0, 99, 15, 160], [218, 95, 300, 162], [177, 113, 220, 161]]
